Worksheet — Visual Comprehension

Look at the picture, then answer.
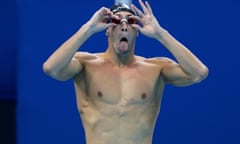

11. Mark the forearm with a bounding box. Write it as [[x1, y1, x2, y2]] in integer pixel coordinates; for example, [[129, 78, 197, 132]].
[[156, 29, 208, 79], [43, 24, 93, 74]]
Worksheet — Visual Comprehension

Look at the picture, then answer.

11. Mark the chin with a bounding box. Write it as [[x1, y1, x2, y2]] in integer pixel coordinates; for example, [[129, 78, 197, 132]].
[[117, 48, 131, 56]]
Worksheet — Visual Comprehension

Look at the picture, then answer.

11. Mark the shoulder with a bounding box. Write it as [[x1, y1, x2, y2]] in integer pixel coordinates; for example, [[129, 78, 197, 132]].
[[145, 57, 177, 66], [74, 52, 102, 62]]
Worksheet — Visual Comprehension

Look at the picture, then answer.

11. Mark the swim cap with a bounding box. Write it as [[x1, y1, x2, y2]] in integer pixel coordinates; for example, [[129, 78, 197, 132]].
[[110, 0, 136, 15]]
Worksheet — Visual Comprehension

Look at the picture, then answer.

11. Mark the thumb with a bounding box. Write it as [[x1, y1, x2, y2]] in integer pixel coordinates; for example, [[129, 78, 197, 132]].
[[106, 23, 116, 28], [131, 24, 142, 32]]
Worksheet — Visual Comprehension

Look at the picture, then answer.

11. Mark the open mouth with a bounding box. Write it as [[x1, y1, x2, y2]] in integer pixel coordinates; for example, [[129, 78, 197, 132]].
[[120, 37, 128, 43], [119, 37, 129, 52]]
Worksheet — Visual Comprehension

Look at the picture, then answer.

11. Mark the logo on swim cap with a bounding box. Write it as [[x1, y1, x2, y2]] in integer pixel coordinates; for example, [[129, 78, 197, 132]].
[[111, 0, 136, 15], [115, 0, 132, 7]]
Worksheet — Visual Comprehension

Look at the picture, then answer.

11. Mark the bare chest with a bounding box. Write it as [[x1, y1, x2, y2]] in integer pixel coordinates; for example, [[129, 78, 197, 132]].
[[83, 61, 162, 105]]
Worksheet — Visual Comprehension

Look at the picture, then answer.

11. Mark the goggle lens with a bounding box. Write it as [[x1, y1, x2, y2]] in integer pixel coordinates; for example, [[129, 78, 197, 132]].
[[111, 18, 137, 25]]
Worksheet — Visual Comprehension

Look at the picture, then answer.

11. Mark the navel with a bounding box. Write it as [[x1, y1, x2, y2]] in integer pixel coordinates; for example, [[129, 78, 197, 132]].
[[141, 93, 147, 100], [97, 91, 103, 98]]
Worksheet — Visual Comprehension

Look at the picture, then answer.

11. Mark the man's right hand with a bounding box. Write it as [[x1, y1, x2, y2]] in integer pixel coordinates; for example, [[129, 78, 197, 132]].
[[85, 7, 118, 34]]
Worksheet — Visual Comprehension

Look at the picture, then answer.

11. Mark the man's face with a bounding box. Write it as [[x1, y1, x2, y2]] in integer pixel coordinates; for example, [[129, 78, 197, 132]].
[[108, 11, 138, 55]]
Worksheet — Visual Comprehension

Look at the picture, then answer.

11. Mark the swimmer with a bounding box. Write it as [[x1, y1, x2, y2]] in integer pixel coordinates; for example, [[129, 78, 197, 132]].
[[43, 0, 208, 143]]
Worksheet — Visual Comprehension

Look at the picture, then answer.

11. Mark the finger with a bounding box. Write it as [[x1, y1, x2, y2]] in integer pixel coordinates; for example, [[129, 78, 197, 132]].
[[102, 11, 118, 23], [100, 7, 112, 17], [129, 15, 144, 25], [111, 14, 120, 20], [99, 7, 106, 15], [131, 24, 142, 32], [102, 15, 111, 23], [106, 23, 116, 28], [145, 1, 153, 14], [138, 0, 149, 14], [131, 4, 144, 18]]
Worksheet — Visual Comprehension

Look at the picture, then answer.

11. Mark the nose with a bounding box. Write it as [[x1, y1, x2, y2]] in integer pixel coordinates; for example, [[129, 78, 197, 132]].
[[121, 21, 128, 32]]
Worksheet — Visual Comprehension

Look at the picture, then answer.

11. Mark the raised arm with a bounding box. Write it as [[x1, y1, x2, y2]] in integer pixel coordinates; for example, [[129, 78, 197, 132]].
[[131, 0, 208, 86], [43, 7, 116, 81]]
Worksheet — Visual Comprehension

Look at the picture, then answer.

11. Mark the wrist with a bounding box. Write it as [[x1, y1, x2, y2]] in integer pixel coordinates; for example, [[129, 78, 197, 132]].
[[155, 28, 168, 41], [76, 23, 95, 40], [82, 23, 95, 36]]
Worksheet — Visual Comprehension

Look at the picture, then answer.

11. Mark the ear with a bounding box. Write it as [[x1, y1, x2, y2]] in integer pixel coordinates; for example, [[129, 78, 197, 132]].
[[105, 28, 109, 37], [135, 30, 139, 37]]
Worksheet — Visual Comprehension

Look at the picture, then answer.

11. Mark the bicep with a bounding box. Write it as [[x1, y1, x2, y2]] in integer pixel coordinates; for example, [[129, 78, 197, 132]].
[[161, 59, 194, 87], [55, 55, 83, 81]]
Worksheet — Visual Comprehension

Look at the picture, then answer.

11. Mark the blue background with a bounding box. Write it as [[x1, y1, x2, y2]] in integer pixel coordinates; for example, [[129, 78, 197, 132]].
[[1, 0, 239, 144]]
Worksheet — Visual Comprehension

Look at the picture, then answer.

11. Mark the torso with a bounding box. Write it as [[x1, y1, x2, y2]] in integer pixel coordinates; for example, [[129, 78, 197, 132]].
[[74, 53, 165, 144]]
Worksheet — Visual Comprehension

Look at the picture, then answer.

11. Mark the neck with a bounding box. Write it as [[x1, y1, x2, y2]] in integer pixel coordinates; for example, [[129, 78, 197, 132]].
[[105, 47, 135, 67]]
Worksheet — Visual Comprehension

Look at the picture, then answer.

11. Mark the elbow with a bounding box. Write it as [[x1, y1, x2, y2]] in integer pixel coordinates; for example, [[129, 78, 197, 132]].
[[199, 65, 209, 80], [42, 62, 53, 75], [42, 62, 69, 81], [193, 66, 209, 83], [42, 62, 59, 78]]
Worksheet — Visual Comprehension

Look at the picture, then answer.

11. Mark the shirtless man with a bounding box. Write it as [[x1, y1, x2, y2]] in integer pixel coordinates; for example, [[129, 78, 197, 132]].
[[43, 0, 208, 143]]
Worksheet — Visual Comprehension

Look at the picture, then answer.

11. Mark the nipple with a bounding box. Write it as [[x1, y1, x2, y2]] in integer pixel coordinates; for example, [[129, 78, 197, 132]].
[[97, 91, 103, 98], [141, 93, 147, 100]]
